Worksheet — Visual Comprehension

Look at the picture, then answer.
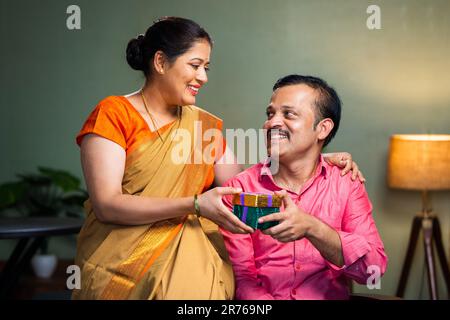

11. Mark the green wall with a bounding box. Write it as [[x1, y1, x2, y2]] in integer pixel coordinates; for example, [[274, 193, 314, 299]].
[[1, 0, 449, 299]]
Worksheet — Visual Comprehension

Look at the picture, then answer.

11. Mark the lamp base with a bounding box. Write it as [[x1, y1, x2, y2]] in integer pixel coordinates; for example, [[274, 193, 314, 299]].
[[396, 214, 450, 299]]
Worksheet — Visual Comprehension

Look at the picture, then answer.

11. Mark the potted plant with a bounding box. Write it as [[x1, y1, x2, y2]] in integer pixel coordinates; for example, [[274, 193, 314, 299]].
[[0, 167, 87, 278]]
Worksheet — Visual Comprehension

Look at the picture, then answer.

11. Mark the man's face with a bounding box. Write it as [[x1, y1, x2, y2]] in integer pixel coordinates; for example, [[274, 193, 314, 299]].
[[263, 84, 322, 160]]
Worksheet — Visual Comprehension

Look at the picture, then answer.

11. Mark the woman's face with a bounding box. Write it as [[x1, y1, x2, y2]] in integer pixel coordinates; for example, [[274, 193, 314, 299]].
[[160, 39, 211, 107]]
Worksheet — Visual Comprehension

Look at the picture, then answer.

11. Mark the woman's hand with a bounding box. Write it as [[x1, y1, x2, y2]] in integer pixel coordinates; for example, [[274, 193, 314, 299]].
[[197, 187, 254, 234], [322, 152, 366, 182]]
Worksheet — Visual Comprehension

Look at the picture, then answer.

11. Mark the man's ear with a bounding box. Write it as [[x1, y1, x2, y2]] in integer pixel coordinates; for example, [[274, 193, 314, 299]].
[[316, 118, 334, 143], [153, 50, 167, 75]]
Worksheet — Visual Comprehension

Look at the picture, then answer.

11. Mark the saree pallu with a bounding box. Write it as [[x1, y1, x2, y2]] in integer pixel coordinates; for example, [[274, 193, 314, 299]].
[[72, 105, 233, 300]]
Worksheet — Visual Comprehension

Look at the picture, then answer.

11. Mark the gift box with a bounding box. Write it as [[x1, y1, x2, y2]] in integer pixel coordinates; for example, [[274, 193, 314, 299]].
[[232, 193, 282, 230]]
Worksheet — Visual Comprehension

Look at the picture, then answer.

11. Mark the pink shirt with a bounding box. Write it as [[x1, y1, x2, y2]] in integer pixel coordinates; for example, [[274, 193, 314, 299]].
[[221, 156, 388, 300]]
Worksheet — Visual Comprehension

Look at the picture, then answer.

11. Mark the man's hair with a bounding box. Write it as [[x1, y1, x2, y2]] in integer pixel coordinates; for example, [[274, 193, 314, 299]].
[[272, 75, 341, 147]]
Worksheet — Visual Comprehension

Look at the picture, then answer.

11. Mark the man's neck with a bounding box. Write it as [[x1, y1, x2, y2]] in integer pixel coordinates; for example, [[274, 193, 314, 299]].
[[272, 150, 321, 193]]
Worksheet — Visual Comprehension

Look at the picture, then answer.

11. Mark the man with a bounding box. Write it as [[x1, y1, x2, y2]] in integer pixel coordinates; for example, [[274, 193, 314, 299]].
[[221, 75, 387, 300]]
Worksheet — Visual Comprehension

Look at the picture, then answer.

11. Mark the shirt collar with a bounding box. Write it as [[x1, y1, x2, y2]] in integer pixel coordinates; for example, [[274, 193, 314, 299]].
[[259, 154, 328, 184]]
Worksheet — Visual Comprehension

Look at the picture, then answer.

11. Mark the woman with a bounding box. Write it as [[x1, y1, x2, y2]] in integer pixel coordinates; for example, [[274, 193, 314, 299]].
[[72, 17, 363, 300]]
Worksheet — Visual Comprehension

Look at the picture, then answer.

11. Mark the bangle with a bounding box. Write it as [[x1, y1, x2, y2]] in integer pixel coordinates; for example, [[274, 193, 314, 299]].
[[193, 194, 201, 217]]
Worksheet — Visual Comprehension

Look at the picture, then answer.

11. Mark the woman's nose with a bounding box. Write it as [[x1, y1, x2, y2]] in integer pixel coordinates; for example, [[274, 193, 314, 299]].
[[196, 67, 208, 84]]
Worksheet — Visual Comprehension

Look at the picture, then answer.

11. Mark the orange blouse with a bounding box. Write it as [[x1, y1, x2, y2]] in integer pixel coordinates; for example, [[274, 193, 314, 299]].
[[76, 96, 223, 191]]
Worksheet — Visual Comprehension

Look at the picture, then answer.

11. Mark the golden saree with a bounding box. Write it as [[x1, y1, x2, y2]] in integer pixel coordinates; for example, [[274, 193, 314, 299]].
[[72, 98, 233, 300]]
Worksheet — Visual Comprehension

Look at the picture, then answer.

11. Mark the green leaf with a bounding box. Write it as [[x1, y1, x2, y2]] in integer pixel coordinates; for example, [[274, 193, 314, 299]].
[[62, 192, 88, 205], [66, 211, 84, 218], [0, 182, 26, 208], [17, 173, 51, 186], [38, 167, 80, 192], [1, 167, 87, 218]]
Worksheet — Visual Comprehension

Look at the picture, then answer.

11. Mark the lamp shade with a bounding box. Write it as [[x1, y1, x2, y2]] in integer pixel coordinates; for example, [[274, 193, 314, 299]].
[[387, 134, 450, 190]]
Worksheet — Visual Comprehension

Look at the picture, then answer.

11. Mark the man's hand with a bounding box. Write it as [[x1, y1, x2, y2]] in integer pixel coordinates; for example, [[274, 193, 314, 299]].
[[259, 190, 316, 243], [259, 190, 344, 266]]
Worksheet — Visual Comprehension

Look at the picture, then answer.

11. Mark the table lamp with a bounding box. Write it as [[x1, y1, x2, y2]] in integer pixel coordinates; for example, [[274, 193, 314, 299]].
[[387, 134, 450, 299]]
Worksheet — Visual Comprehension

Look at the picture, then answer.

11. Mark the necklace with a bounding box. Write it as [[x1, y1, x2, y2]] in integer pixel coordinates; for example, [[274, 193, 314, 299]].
[[274, 168, 316, 193], [274, 177, 301, 193], [140, 90, 180, 143]]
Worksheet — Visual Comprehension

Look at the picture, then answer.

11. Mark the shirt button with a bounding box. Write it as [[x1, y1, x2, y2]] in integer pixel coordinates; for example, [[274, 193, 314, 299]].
[[295, 263, 301, 271], [292, 289, 297, 295]]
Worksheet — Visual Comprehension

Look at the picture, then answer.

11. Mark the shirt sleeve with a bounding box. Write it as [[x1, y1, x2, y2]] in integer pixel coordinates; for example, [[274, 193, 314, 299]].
[[220, 179, 275, 300], [325, 181, 388, 284], [76, 97, 128, 149]]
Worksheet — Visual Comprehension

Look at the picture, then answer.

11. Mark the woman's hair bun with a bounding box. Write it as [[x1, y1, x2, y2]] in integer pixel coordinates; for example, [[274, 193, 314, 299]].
[[125, 18, 212, 76], [126, 35, 145, 71]]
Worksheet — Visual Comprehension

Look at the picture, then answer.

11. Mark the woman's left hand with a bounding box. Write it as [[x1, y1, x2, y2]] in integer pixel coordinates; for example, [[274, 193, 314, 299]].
[[322, 152, 366, 182]]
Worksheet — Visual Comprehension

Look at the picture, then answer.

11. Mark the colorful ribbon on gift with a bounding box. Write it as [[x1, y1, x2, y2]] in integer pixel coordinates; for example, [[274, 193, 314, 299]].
[[240, 194, 247, 222], [233, 192, 281, 208]]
